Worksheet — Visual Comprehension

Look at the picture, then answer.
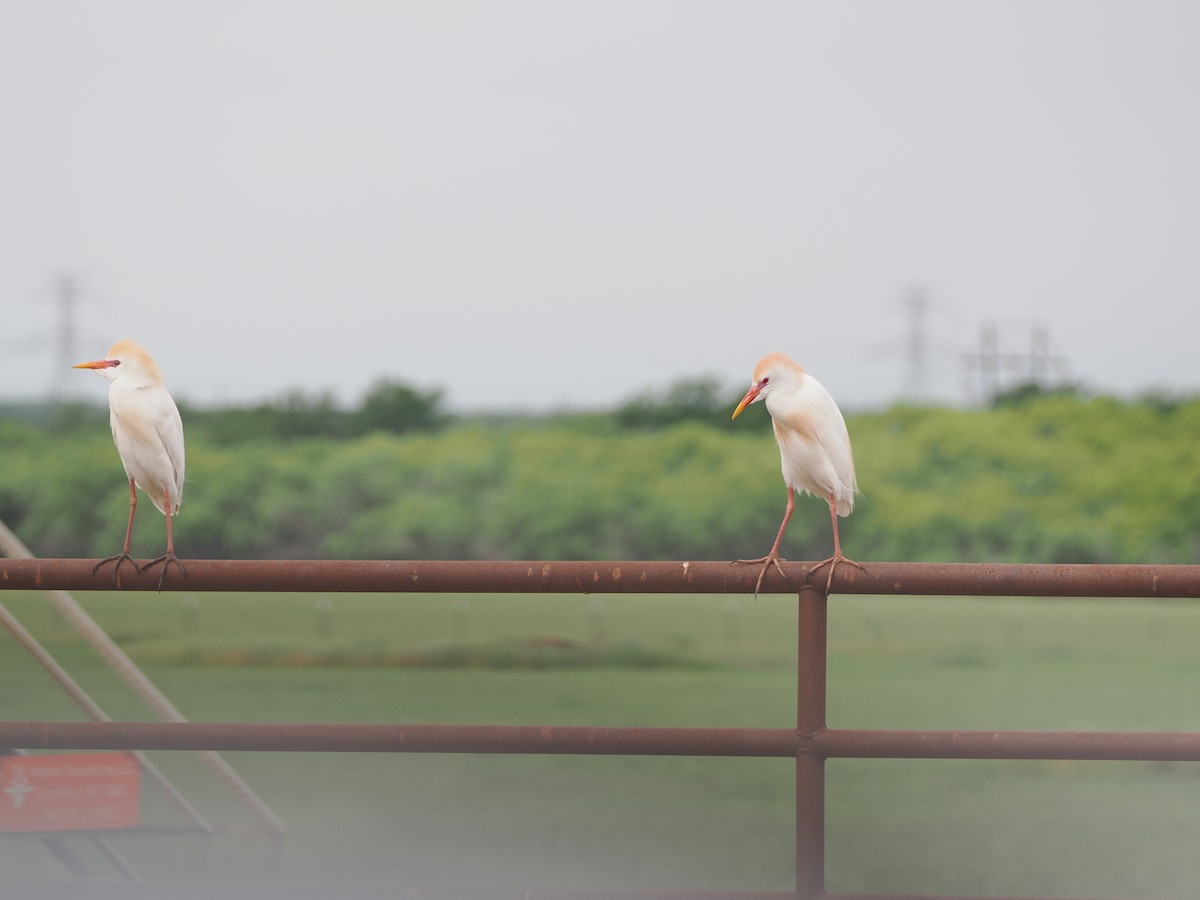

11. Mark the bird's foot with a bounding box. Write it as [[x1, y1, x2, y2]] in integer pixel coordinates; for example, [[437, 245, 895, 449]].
[[139, 552, 187, 592], [93, 552, 138, 588], [731, 553, 788, 598], [807, 554, 865, 595]]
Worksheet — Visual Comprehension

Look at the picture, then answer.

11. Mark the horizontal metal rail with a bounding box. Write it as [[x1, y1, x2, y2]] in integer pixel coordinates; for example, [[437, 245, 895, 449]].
[[5, 721, 1200, 761], [0, 886, 803, 900], [0, 886, 1108, 900], [0, 723, 794, 756], [1, 558, 1198, 596]]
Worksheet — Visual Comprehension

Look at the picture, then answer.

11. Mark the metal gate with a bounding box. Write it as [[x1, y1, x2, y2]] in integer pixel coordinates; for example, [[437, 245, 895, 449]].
[[2, 558, 1199, 899]]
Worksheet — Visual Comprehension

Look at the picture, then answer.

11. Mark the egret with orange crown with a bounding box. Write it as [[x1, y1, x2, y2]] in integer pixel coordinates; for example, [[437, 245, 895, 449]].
[[731, 352, 862, 594], [75, 340, 186, 589]]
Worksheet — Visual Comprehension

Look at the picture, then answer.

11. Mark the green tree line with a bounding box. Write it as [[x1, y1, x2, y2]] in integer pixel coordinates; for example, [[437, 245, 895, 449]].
[[2, 385, 1199, 565]]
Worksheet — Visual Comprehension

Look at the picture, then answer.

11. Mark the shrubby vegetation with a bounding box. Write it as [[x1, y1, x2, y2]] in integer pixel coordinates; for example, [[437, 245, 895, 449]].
[[178, 379, 447, 442], [2, 385, 1198, 564], [614, 376, 730, 429]]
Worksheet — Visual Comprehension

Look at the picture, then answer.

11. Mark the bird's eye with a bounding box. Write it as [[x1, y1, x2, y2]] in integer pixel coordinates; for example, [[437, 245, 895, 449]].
[[760, 377, 769, 385], [110, 360, 121, 367]]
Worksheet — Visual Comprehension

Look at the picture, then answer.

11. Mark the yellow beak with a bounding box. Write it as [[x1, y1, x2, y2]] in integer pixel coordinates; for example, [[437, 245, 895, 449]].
[[732, 385, 761, 419]]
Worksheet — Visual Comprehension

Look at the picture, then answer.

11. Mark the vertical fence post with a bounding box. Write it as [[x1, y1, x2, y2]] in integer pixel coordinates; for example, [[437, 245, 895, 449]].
[[796, 582, 827, 898]]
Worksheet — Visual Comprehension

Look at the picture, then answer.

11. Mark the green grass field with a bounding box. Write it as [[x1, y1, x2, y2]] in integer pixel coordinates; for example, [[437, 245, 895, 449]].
[[3, 588, 1200, 896]]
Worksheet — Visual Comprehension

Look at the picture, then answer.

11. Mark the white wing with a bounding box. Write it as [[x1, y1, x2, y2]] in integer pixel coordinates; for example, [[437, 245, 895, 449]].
[[769, 374, 857, 515], [110, 384, 185, 515], [156, 395, 186, 511]]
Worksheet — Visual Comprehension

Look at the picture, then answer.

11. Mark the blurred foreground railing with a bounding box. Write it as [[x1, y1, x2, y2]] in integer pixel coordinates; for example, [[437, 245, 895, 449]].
[[6, 720, 1200, 761], [3, 559, 1200, 900]]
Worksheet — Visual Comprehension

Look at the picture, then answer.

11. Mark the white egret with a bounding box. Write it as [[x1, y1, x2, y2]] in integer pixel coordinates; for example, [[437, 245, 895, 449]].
[[732, 352, 861, 594], [75, 339, 186, 589]]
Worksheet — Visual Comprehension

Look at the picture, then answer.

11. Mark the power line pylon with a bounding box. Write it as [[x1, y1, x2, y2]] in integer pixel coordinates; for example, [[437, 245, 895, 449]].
[[962, 321, 1070, 404], [902, 287, 932, 402], [48, 271, 86, 404]]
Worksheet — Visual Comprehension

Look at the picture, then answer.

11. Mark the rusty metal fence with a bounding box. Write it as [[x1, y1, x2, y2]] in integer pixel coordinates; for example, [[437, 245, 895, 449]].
[[3, 558, 1200, 899]]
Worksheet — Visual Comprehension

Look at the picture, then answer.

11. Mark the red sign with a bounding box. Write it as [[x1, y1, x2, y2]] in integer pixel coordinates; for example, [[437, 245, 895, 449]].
[[0, 752, 140, 832]]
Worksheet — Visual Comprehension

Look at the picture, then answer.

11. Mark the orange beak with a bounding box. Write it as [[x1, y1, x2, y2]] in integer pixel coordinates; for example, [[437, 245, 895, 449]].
[[732, 383, 762, 419], [73, 359, 119, 370]]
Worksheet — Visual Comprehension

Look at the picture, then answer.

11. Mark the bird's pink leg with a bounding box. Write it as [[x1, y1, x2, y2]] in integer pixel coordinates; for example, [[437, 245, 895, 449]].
[[138, 489, 187, 591], [94, 477, 139, 586], [733, 485, 795, 596], [808, 490, 865, 594]]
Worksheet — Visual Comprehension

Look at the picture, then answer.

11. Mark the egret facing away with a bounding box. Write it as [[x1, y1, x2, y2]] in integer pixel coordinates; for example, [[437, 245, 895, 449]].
[[731, 352, 862, 595], [74, 340, 186, 589]]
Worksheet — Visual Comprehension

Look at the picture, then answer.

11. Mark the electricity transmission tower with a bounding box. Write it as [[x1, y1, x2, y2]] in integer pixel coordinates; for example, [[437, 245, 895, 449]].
[[902, 287, 933, 401], [47, 271, 88, 403], [1, 270, 99, 405], [961, 321, 1071, 404]]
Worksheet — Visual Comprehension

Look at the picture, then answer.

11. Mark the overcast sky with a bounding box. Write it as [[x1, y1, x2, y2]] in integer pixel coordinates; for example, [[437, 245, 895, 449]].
[[3, 2, 1198, 412]]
